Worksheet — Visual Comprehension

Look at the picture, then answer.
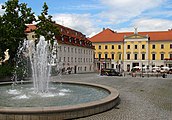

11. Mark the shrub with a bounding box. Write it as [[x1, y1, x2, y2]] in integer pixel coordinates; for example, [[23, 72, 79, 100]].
[[0, 65, 13, 78]]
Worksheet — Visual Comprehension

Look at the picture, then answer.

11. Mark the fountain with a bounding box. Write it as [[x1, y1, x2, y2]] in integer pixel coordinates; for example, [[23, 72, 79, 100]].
[[0, 37, 119, 120]]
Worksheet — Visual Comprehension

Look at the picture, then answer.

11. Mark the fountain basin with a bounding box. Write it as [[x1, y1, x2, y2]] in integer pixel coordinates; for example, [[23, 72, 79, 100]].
[[0, 81, 119, 120]]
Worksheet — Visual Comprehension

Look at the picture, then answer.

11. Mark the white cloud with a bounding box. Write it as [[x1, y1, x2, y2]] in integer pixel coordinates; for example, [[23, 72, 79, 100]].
[[0, 3, 5, 16], [118, 18, 172, 32], [52, 13, 100, 37], [99, 0, 165, 24], [51, 0, 171, 37], [133, 18, 172, 31]]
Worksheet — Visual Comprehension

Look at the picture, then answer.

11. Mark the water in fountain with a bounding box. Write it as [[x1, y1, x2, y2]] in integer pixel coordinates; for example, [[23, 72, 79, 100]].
[[23, 36, 53, 93], [0, 36, 110, 108]]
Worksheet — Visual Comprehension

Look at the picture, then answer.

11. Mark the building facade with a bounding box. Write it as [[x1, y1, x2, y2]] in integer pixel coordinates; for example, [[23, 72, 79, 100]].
[[26, 24, 95, 74], [90, 28, 172, 72]]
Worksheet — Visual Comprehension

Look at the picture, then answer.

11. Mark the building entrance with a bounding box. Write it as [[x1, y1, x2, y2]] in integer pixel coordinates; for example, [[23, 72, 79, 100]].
[[132, 63, 139, 67]]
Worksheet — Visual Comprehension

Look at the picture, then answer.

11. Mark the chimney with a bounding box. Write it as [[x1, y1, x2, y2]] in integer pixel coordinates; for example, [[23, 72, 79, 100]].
[[103, 28, 105, 31]]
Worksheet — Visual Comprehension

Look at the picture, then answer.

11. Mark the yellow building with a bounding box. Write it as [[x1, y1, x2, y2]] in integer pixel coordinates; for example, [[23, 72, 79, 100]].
[[90, 28, 172, 72]]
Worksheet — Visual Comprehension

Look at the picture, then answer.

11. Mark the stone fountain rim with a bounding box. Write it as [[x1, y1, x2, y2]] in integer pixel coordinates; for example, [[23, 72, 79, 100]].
[[0, 81, 119, 114]]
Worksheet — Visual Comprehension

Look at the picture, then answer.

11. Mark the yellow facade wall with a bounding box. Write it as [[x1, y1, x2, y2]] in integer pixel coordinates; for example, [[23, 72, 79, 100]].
[[94, 42, 124, 61], [94, 41, 172, 61], [149, 41, 172, 60]]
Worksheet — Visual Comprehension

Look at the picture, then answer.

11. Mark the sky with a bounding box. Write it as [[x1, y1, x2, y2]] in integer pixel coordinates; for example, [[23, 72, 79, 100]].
[[1, 0, 172, 37]]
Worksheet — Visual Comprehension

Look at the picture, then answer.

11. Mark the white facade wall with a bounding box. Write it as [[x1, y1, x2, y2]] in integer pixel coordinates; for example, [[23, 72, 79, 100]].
[[123, 38, 149, 71], [58, 43, 94, 73]]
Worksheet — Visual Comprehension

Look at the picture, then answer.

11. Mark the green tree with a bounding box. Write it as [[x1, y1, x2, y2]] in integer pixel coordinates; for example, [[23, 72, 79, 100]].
[[35, 2, 59, 48], [0, 0, 35, 65]]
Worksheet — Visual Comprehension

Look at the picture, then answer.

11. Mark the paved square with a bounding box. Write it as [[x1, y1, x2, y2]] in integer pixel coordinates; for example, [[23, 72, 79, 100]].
[[52, 73, 172, 120]]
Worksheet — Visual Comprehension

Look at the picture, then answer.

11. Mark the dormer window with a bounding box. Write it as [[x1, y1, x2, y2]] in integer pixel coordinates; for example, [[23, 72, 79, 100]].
[[62, 36, 64, 41], [69, 37, 72, 42], [76, 32, 77, 35], [61, 28, 63, 32], [80, 41, 82, 45]]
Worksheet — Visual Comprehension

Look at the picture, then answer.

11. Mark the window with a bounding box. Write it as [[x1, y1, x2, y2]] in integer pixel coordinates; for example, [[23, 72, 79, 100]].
[[152, 54, 156, 60], [134, 54, 137, 60], [69, 38, 72, 42], [152, 45, 155, 49], [99, 45, 101, 49], [98, 53, 101, 59], [118, 45, 121, 49], [68, 47, 70, 52], [161, 54, 164, 60], [59, 57, 61, 62], [71, 57, 73, 62], [135, 45, 137, 49], [170, 44, 172, 49], [112, 45, 114, 49], [68, 57, 70, 62], [170, 54, 172, 59], [127, 53, 130, 60], [75, 48, 77, 53], [111, 53, 114, 59], [64, 47, 66, 52], [142, 54, 145, 60], [111, 64, 114, 68], [59, 46, 62, 51], [118, 53, 121, 60], [127, 45, 130, 49], [142, 45, 145, 49], [64, 57, 66, 62], [105, 53, 108, 59], [105, 45, 108, 49], [161, 44, 164, 49]]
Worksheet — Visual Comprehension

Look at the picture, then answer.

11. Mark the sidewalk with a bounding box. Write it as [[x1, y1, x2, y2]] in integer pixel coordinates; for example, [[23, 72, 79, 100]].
[[53, 73, 172, 120]]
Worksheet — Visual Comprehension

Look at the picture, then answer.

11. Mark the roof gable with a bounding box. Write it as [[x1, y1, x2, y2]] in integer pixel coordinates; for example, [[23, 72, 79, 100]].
[[124, 34, 148, 39]]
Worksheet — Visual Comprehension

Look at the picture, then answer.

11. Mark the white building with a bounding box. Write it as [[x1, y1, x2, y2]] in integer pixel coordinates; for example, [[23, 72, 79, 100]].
[[26, 24, 95, 74]]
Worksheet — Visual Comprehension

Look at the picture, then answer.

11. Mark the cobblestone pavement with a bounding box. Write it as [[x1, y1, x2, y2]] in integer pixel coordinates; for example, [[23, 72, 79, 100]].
[[52, 73, 172, 120]]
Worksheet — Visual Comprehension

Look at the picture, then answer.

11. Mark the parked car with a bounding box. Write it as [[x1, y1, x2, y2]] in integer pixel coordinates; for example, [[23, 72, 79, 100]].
[[168, 68, 172, 74], [160, 66, 169, 73], [101, 68, 122, 76]]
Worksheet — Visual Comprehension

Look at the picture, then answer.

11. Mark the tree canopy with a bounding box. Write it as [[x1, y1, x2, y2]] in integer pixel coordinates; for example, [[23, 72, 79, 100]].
[[35, 2, 59, 47], [0, 0, 35, 64], [0, 0, 59, 66]]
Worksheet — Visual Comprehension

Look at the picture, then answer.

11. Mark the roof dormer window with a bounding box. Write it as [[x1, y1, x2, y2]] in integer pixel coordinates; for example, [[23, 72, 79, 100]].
[[69, 37, 72, 42]]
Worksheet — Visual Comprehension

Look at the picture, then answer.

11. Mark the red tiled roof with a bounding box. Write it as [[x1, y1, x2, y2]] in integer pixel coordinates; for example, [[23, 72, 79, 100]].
[[26, 24, 94, 49], [25, 24, 36, 33], [90, 28, 172, 43]]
